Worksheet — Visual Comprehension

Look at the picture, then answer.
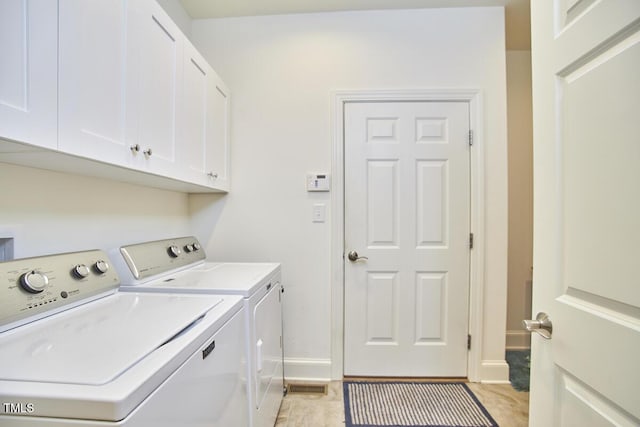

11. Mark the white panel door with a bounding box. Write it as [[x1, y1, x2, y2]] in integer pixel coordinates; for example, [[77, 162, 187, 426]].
[[344, 101, 470, 377], [58, 0, 129, 163], [0, 0, 57, 149], [530, 0, 640, 425], [127, 0, 183, 176]]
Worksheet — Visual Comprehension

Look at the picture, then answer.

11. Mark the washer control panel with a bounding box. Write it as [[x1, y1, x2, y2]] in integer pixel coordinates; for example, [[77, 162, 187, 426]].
[[0, 250, 120, 331], [119, 236, 206, 280]]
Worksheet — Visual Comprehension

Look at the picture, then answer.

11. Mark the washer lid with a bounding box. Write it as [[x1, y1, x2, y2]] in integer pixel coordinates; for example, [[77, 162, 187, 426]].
[[0, 292, 223, 385]]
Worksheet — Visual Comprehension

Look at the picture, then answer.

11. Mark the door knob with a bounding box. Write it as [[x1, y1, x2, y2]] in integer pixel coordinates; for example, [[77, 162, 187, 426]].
[[347, 251, 368, 262], [523, 312, 552, 339]]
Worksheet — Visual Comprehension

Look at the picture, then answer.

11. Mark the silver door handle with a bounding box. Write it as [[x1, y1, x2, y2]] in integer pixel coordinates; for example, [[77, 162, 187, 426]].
[[347, 251, 368, 262], [523, 312, 552, 339]]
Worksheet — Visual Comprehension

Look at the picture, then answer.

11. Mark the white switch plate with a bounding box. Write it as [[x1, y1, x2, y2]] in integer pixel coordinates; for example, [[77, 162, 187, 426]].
[[312, 203, 326, 223]]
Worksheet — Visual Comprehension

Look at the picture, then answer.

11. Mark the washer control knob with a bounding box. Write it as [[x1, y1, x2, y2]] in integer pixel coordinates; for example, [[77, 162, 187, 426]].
[[72, 264, 90, 279], [193, 242, 201, 251], [184, 244, 194, 253], [20, 270, 49, 293], [168, 245, 181, 258], [94, 260, 109, 274]]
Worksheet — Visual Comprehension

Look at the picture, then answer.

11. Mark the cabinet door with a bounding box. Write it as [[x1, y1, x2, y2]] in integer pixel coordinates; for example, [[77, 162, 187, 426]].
[[127, 0, 183, 176], [179, 41, 230, 191], [180, 41, 208, 183], [58, 0, 129, 164], [0, 0, 57, 149], [206, 71, 231, 191]]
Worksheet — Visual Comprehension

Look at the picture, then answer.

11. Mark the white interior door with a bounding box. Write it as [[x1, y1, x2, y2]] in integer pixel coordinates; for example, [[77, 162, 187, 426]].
[[344, 101, 470, 377], [530, 1, 640, 425]]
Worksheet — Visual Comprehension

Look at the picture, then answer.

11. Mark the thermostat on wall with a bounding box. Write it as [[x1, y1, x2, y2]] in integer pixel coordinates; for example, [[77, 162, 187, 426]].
[[306, 174, 330, 192]]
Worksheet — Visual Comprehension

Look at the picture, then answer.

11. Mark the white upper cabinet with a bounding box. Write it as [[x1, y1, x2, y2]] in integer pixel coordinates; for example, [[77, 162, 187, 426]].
[[0, 0, 229, 192], [0, 0, 57, 149], [58, 0, 129, 164], [179, 41, 231, 191], [127, 0, 183, 177]]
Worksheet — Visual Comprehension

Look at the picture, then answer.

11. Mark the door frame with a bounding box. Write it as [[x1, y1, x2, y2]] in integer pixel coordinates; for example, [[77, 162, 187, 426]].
[[330, 89, 485, 381]]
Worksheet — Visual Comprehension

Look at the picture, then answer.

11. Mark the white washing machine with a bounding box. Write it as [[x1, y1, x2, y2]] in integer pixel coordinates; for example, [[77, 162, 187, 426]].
[[111, 236, 284, 427], [0, 249, 248, 426]]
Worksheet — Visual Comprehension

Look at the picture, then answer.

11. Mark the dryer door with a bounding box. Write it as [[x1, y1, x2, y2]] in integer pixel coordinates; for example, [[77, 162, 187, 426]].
[[253, 283, 283, 410]]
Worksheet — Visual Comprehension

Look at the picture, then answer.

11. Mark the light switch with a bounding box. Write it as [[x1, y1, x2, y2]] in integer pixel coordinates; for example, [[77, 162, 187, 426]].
[[312, 203, 326, 223]]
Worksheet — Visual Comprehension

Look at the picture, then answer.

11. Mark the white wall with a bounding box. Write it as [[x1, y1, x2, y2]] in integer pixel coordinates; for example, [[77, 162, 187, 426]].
[[0, 163, 191, 259], [191, 7, 509, 382], [506, 50, 534, 349]]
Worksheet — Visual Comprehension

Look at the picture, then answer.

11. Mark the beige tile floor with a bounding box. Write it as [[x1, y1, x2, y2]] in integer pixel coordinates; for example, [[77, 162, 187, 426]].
[[275, 381, 529, 427]]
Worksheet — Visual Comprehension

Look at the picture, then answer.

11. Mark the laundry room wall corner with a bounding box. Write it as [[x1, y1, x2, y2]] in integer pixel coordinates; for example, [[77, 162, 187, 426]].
[[188, 193, 229, 250], [191, 6, 509, 382]]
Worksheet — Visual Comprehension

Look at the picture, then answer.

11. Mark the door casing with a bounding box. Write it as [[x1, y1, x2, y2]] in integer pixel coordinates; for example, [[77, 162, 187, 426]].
[[330, 89, 486, 381]]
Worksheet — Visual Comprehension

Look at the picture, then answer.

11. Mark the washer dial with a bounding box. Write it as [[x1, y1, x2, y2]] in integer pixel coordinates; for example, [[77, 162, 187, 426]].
[[94, 260, 109, 274], [72, 264, 90, 279], [168, 245, 182, 258], [20, 271, 49, 294]]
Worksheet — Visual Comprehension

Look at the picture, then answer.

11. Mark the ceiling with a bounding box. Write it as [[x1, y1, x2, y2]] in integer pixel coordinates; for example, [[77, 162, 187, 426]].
[[180, 0, 531, 50]]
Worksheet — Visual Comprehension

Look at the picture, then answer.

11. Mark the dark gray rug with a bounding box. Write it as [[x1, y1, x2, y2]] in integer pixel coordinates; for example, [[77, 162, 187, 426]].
[[343, 382, 498, 427], [506, 350, 530, 392]]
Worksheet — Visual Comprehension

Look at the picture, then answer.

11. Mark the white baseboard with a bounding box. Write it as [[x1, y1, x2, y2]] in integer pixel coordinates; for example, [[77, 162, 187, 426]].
[[506, 330, 531, 350], [284, 358, 332, 382], [479, 359, 510, 383], [283, 357, 511, 383]]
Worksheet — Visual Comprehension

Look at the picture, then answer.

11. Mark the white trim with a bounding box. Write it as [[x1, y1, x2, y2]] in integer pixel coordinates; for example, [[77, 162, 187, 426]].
[[284, 358, 332, 382], [506, 330, 532, 350], [479, 360, 511, 384], [330, 89, 486, 382]]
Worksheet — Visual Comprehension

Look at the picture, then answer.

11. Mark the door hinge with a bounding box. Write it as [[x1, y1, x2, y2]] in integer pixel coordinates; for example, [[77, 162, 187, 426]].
[[467, 334, 472, 350], [469, 233, 474, 249], [468, 130, 473, 146]]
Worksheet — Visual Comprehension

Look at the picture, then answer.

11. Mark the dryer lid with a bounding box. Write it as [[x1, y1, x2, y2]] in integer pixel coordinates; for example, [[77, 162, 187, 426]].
[[0, 292, 223, 385], [141, 262, 281, 297]]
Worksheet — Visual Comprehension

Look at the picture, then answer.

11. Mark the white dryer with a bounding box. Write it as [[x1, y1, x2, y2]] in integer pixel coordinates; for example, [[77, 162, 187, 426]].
[[0, 249, 248, 426], [111, 236, 284, 427]]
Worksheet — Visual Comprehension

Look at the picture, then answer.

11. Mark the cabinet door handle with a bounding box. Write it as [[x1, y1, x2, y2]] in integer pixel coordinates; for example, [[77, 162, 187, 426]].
[[143, 148, 153, 157], [207, 172, 218, 179], [130, 144, 140, 153]]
